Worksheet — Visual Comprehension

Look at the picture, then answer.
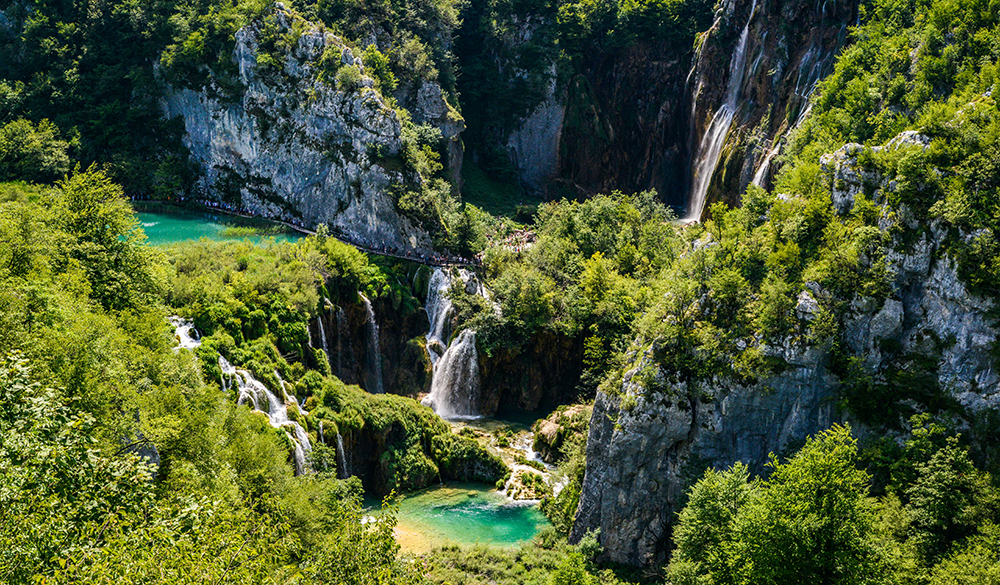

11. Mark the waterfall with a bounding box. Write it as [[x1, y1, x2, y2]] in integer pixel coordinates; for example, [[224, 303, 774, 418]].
[[168, 316, 202, 352], [751, 140, 783, 187], [425, 268, 454, 365], [359, 294, 384, 393], [335, 306, 346, 378], [684, 0, 758, 222], [423, 329, 480, 419], [420, 270, 484, 419], [336, 433, 350, 479], [317, 313, 331, 372], [752, 37, 825, 188], [219, 356, 312, 475]]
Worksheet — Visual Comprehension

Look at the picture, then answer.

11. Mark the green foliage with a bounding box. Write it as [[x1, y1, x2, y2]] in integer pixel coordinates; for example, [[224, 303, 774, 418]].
[[779, 0, 1000, 298], [0, 119, 72, 183], [670, 424, 1000, 585], [362, 45, 398, 93], [0, 354, 156, 582], [418, 538, 640, 585], [337, 64, 364, 92], [0, 0, 196, 197], [669, 426, 889, 585], [59, 167, 160, 311]]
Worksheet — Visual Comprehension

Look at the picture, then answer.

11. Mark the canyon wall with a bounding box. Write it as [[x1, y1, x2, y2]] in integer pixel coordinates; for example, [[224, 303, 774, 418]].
[[570, 134, 1000, 565]]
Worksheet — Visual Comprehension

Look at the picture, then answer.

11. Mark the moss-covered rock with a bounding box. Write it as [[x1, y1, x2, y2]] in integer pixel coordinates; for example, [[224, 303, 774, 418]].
[[532, 404, 592, 464]]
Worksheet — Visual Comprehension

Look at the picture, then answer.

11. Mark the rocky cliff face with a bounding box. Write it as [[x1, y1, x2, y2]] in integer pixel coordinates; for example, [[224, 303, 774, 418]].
[[161, 6, 433, 251], [570, 135, 999, 565], [686, 0, 855, 216], [471, 0, 854, 212]]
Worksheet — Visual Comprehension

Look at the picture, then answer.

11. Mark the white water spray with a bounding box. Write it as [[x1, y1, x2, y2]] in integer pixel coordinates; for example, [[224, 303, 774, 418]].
[[169, 316, 202, 352], [317, 312, 331, 372], [685, 0, 758, 222], [336, 433, 350, 479], [425, 268, 454, 365]]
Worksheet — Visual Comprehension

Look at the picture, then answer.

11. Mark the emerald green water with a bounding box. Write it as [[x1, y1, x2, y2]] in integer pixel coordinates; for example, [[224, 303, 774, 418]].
[[372, 482, 549, 553], [136, 209, 302, 246]]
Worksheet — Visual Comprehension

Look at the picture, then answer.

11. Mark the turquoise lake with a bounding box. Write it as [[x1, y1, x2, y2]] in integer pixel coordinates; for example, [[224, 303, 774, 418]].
[[135, 208, 302, 246], [371, 482, 549, 553]]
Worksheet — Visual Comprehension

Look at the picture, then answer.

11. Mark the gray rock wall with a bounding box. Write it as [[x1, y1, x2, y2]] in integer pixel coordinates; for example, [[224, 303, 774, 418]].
[[161, 6, 432, 251], [571, 341, 840, 565], [506, 67, 565, 195]]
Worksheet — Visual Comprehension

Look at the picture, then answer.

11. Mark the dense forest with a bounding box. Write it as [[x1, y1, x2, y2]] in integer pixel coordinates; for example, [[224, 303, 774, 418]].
[[2, 0, 1000, 581]]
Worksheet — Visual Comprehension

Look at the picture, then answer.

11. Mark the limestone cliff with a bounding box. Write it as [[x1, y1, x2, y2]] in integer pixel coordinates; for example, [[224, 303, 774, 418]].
[[161, 5, 433, 251], [570, 134, 999, 565], [685, 0, 855, 216]]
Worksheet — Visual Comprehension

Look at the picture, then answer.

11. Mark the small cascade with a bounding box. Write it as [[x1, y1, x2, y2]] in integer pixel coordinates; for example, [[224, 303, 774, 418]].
[[752, 37, 827, 188], [219, 356, 312, 475], [359, 293, 384, 394], [335, 433, 350, 479], [318, 420, 325, 444], [423, 329, 480, 419], [684, 0, 758, 222], [425, 268, 454, 364], [315, 298, 333, 374], [168, 316, 202, 352], [751, 139, 783, 187]]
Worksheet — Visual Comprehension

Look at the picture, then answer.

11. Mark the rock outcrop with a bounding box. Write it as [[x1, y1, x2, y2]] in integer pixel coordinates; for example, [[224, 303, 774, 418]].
[[161, 5, 432, 251], [505, 65, 565, 196], [570, 134, 1000, 565]]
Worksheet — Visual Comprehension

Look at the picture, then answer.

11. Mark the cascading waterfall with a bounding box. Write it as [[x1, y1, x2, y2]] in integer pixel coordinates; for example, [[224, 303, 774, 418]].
[[359, 293, 384, 394], [335, 433, 350, 479], [425, 268, 454, 364], [169, 316, 202, 352], [684, 0, 758, 222], [752, 35, 828, 187], [219, 356, 312, 475], [424, 329, 480, 418]]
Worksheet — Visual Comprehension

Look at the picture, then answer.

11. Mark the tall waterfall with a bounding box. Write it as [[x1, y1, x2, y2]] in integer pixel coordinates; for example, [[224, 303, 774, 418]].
[[360, 293, 384, 394], [684, 0, 758, 222], [220, 356, 312, 475], [425, 268, 454, 364]]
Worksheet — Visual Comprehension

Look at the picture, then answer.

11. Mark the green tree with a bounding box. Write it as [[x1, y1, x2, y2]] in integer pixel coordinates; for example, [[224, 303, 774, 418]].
[[905, 436, 1000, 565], [669, 463, 755, 584], [58, 166, 158, 311], [0, 118, 71, 182], [731, 425, 887, 585], [0, 353, 156, 583]]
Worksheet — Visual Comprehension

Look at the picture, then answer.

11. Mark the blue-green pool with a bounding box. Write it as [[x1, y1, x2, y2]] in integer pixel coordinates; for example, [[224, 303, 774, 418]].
[[136, 209, 303, 246], [371, 482, 549, 553]]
